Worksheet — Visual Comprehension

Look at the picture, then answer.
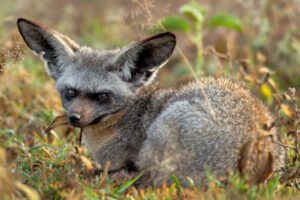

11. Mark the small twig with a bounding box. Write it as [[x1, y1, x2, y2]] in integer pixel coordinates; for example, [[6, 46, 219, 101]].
[[273, 140, 297, 151], [99, 161, 111, 185], [294, 128, 300, 158], [78, 128, 83, 147]]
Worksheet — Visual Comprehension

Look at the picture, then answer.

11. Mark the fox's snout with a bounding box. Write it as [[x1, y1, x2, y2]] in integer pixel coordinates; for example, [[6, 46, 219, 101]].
[[67, 111, 95, 127], [68, 113, 81, 126], [68, 112, 88, 127], [67, 99, 97, 127]]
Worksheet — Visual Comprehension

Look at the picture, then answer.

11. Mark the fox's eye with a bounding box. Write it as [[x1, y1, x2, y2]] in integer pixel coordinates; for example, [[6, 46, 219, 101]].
[[66, 89, 77, 100], [97, 92, 110, 103]]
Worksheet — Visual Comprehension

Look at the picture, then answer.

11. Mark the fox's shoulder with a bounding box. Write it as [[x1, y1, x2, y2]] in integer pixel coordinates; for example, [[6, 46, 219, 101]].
[[180, 77, 248, 95], [137, 77, 264, 112], [160, 77, 253, 104]]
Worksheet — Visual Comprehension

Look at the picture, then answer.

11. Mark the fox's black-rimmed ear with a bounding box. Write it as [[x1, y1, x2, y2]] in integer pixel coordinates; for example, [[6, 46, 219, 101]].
[[113, 32, 176, 86], [17, 18, 79, 79]]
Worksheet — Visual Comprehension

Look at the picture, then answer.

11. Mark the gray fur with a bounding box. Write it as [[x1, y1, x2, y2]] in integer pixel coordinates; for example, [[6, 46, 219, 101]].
[[17, 18, 285, 187]]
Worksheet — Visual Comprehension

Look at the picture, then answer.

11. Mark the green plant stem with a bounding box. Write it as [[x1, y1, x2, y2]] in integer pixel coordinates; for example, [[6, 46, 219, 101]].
[[195, 22, 204, 75]]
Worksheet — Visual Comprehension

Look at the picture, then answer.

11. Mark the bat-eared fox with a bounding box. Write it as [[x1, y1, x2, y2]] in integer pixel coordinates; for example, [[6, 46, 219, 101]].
[[17, 18, 284, 187]]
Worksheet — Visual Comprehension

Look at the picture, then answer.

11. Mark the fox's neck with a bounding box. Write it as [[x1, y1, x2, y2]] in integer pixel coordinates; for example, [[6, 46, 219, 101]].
[[82, 109, 126, 158]]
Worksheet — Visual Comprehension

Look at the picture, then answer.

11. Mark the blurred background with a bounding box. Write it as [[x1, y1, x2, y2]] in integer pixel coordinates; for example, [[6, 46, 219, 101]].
[[0, 0, 300, 198], [1, 0, 300, 88]]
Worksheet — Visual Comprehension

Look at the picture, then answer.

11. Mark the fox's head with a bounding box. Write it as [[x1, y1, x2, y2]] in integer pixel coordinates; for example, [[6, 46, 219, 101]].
[[17, 18, 176, 127]]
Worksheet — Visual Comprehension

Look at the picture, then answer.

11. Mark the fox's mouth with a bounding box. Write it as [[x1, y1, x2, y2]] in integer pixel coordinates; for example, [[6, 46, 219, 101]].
[[68, 114, 107, 127], [67, 114, 106, 128], [89, 114, 107, 125], [69, 108, 126, 128]]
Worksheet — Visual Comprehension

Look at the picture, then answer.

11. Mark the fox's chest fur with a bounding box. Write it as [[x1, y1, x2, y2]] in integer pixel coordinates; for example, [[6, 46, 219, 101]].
[[82, 111, 124, 160]]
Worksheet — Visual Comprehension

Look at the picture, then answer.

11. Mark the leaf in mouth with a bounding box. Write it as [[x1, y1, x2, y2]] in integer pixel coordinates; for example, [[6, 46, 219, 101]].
[[44, 114, 84, 146], [43, 115, 69, 134]]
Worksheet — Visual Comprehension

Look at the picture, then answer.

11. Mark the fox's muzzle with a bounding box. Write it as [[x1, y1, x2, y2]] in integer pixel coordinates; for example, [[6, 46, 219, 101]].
[[68, 113, 81, 126], [67, 111, 95, 127]]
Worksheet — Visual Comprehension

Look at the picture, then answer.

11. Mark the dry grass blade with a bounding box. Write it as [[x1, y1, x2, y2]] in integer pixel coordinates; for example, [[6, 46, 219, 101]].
[[99, 161, 111, 185], [238, 140, 253, 176], [14, 181, 40, 200], [80, 155, 94, 178], [238, 139, 274, 184], [253, 152, 274, 184]]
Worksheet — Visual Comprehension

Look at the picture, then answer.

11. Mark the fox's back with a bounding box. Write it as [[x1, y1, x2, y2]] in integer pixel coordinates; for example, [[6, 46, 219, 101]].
[[150, 77, 271, 138]]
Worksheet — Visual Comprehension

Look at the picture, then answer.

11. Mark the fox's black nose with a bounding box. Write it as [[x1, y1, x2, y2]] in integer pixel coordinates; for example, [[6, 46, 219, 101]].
[[69, 114, 81, 124]]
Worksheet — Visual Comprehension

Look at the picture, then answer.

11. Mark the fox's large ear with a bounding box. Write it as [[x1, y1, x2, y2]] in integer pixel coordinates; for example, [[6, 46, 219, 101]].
[[113, 32, 176, 86], [17, 18, 79, 79]]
